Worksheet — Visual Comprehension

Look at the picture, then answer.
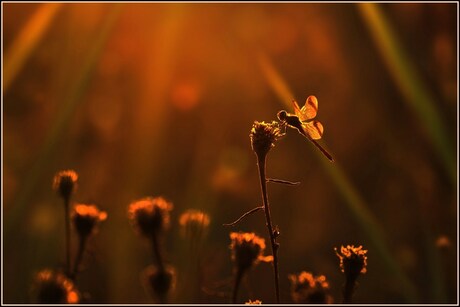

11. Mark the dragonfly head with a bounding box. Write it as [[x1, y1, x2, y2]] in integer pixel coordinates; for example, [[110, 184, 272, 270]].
[[277, 110, 287, 121]]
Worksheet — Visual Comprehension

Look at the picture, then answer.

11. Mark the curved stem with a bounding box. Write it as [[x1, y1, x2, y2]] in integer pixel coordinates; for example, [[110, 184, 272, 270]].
[[257, 154, 280, 303], [232, 268, 245, 304], [70, 235, 87, 281], [223, 206, 264, 227]]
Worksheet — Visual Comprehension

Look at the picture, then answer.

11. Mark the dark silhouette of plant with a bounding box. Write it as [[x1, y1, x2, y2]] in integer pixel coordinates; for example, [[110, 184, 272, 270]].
[[229, 231, 272, 304], [142, 265, 177, 304], [70, 203, 107, 280], [288, 271, 333, 304], [249, 121, 283, 303], [179, 209, 210, 302], [335, 245, 368, 303], [31, 269, 80, 304], [245, 299, 262, 304], [128, 196, 176, 303], [53, 170, 78, 276]]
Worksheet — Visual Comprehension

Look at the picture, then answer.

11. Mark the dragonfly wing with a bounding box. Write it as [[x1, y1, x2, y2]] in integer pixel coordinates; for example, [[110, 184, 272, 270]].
[[292, 99, 303, 118], [302, 120, 323, 140], [298, 123, 333, 162], [299, 95, 318, 120]]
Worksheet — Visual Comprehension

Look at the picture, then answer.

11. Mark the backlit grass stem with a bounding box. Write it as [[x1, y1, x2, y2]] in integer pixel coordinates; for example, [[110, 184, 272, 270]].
[[256, 154, 280, 304], [64, 199, 71, 277]]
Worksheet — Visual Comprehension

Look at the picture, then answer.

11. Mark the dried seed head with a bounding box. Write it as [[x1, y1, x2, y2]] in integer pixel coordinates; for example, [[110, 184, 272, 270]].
[[128, 197, 173, 237], [179, 209, 210, 241], [335, 245, 368, 282], [52, 170, 78, 202], [72, 204, 107, 239], [230, 232, 271, 272], [245, 299, 262, 304], [142, 265, 176, 302], [288, 271, 333, 304], [32, 269, 79, 304], [250, 121, 283, 158]]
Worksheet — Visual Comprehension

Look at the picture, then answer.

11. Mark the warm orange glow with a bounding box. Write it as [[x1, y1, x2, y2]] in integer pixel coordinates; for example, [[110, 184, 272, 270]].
[[52, 170, 78, 191], [3, 3, 456, 304], [52, 170, 79, 200], [230, 232, 272, 268], [289, 271, 332, 304], [291, 271, 329, 289], [4, 3, 62, 91], [179, 209, 210, 228], [245, 299, 262, 305], [67, 291, 80, 304], [128, 197, 174, 236], [33, 269, 80, 304], [73, 204, 107, 222], [335, 245, 368, 274], [170, 79, 203, 111]]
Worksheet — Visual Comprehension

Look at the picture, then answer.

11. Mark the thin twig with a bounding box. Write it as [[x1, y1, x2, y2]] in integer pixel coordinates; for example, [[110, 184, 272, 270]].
[[223, 206, 264, 227], [266, 178, 300, 185]]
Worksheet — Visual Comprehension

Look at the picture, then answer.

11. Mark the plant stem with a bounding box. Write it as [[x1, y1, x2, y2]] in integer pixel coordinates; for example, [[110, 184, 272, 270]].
[[232, 268, 244, 304], [70, 235, 88, 281], [257, 154, 280, 303], [151, 232, 164, 272], [343, 278, 356, 303], [64, 198, 71, 277]]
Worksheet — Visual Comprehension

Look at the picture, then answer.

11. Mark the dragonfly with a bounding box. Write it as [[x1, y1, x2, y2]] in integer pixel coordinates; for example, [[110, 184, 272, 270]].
[[277, 95, 334, 162]]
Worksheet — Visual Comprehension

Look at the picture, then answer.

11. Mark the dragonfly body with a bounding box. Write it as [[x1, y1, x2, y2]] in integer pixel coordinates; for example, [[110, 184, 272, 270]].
[[277, 110, 306, 136], [277, 96, 334, 162]]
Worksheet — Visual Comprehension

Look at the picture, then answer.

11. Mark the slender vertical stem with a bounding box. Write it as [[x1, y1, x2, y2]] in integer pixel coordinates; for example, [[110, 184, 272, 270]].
[[64, 198, 71, 277], [257, 154, 280, 303], [232, 268, 244, 304], [151, 232, 164, 272], [70, 236, 87, 281], [342, 279, 356, 303]]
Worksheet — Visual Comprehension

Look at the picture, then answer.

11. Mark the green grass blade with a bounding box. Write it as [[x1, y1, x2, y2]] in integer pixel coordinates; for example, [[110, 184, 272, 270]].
[[358, 3, 456, 186], [5, 4, 122, 236], [4, 3, 62, 92]]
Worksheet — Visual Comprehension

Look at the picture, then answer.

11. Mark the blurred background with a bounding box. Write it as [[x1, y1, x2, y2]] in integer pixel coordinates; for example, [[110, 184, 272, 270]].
[[2, 2, 457, 304]]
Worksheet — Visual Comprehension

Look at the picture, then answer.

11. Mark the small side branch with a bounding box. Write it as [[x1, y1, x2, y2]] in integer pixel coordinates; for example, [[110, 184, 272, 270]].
[[267, 178, 300, 185], [223, 206, 264, 227]]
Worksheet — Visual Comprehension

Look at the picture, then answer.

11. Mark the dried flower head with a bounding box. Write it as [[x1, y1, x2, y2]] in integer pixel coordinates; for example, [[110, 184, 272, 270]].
[[32, 269, 79, 304], [71, 204, 107, 238], [250, 121, 283, 158], [128, 197, 173, 237], [179, 209, 210, 241], [142, 265, 177, 302], [335, 245, 368, 281], [288, 271, 333, 304], [245, 299, 262, 304], [52, 170, 78, 201], [230, 232, 272, 272]]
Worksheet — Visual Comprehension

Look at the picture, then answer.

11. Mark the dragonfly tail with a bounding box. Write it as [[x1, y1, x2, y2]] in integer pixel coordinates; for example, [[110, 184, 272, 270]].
[[299, 130, 334, 162]]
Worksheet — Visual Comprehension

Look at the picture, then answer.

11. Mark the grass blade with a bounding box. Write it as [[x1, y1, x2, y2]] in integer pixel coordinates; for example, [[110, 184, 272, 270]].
[[4, 3, 62, 92], [358, 3, 456, 186], [5, 4, 122, 236]]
